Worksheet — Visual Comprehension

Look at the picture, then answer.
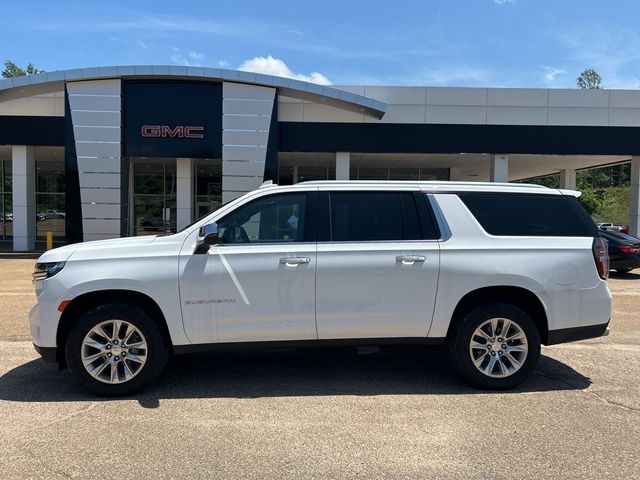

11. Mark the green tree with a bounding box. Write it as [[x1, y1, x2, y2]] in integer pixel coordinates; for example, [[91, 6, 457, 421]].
[[577, 188, 600, 215], [2, 60, 43, 78], [577, 68, 602, 89]]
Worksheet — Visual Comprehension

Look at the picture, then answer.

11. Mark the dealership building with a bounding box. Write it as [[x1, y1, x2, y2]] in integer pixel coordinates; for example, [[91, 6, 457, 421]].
[[0, 64, 639, 251]]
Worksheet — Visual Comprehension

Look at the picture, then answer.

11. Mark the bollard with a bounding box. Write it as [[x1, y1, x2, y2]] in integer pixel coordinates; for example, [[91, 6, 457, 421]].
[[46, 231, 53, 251]]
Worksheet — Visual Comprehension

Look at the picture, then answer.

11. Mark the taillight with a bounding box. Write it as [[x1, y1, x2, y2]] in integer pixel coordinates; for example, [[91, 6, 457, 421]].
[[618, 245, 640, 254], [593, 237, 609, 280]]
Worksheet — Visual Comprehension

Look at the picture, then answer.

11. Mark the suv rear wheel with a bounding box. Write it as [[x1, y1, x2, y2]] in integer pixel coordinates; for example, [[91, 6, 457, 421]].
[[65, 303, 169, 396], [449, 303, 541, 389]]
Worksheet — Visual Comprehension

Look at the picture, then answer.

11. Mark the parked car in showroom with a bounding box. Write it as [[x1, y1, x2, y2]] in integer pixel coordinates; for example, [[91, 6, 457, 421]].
[[37, 210, 66, 221], [30, 181, 611, 396], [599, 230, 640, 274]]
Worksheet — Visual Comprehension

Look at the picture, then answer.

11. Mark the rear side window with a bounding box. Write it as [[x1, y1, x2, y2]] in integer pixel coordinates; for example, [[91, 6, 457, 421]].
[[459, 193, 599, 237], [327, 192, 425, 242]]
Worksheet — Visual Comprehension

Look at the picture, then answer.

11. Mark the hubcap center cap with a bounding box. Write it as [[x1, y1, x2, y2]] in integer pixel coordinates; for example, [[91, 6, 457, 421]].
[[489, 342, 502, 353], [110, 346, 123, 356]]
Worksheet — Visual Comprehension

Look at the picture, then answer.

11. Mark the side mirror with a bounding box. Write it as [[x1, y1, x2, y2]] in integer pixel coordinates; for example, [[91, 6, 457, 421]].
[[194, 223, 219, 254]]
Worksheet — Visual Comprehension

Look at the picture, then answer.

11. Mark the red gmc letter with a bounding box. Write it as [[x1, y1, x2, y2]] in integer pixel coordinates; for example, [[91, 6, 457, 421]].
[[184, 126, 205, 139], [161, 126, 184, 138], [141, 125, 161, 137]]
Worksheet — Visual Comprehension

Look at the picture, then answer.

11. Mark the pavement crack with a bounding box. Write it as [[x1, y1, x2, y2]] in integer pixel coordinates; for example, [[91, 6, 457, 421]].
[[28, 402, 101, 433], [585, 389, 640, 413]]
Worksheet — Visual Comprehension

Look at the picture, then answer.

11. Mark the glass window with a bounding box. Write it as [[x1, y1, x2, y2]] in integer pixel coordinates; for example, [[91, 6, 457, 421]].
[[419, 168, 450, 181], [459, 194, 599, 237], [298, 166, 333, 182], [35, 160, 65, 241], [278, 166, 294, 185], [218, 193, 306, 244], [194, 160, 222, 219], [328, 192, 422, 242], [132, 160, 176, 236], [389, 168, 419, 180], [1, 159, 12, 240], [357, 168, 389, 180]]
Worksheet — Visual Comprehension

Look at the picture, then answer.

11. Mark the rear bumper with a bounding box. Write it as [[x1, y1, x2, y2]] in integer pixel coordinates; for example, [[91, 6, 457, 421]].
[[33, 344, 58, 363], [546, 321, 610, 345]]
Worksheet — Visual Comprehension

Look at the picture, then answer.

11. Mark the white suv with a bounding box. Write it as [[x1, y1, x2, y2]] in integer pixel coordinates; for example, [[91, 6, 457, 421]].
[[30, 181, 612, 396]]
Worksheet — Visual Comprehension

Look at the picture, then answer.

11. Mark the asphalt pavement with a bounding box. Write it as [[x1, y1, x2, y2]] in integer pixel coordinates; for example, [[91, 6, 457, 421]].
[[1, 259, 639, 479]]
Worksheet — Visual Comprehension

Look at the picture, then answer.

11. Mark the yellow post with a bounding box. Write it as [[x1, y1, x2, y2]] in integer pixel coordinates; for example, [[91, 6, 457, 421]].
[[46, 231, 53, 251]]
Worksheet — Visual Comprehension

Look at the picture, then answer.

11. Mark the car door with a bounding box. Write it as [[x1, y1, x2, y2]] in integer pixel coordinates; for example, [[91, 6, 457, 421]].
[[315, 189, 440, 340], [179, 191, 318, 344]]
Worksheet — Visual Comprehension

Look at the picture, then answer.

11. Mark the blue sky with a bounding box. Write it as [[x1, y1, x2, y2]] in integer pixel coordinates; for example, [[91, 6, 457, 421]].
[[2, 0, 640, 88]]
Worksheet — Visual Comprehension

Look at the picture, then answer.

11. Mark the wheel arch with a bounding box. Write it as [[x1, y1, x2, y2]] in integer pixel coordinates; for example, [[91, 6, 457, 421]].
[[446, 286, 549, 345], [56, 289, 172, 366]]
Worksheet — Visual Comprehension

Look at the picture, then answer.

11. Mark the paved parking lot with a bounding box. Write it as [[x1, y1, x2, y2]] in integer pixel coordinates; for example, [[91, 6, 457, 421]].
[[1, 258, 639, 479]]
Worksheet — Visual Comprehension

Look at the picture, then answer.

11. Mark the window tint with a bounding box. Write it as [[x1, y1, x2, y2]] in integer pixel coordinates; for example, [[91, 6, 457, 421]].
[[459, 194, 599, 237], [218, 193, 306, 244], [328, 192, 423, 242]]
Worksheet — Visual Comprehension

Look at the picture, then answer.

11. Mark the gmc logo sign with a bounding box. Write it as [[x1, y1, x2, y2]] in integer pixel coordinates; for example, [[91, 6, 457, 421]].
[[141, 125, 205, 139]]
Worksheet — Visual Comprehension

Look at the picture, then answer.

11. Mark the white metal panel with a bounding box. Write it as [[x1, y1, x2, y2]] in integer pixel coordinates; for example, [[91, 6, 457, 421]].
[[316, 241, 440, 339], [82, 218, 121, 235], [66, 95, 120, 111], [179, 234, 317, 344], [77, 172, 121, 189], [426, 105, 486, 124], [548, 89, 610, 108], [77, 157, 121, 173], [487, 88, 549, 107], [67, 79, 122, 95], [548, 107, 609, 126], [427, 87, 487, 106], [222, 161, 267, 177], [486, 106, 548, 126]]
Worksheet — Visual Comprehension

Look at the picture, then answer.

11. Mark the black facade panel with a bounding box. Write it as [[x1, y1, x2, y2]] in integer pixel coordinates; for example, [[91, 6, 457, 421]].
[[279, 122, 640, 155], [0, 116, 64, 146], [123, 80, 222, 159], [64, 87, 83, 244], [264, 99, 279, 182]]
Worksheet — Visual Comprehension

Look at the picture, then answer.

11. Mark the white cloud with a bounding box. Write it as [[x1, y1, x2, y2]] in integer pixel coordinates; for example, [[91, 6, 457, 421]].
[[218, 60, 230, 68], [170, 47, 203, 67], [494, 0, 515, 4], [238, 55, 331, 85], [542, 66, 567, 82]]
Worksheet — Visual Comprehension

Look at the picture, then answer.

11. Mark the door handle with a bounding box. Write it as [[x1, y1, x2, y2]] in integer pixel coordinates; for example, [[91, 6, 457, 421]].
[[280, 257, 310, 266], [396, 255, 426, 264]]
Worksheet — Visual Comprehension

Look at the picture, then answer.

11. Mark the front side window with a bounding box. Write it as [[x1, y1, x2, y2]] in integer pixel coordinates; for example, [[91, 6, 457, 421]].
[[218, 193, 307, 244]]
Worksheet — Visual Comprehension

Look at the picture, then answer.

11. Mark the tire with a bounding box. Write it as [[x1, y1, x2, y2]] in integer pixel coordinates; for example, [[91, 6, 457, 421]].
[[448, 302, 541, 390], [65, 303, 169, 397]]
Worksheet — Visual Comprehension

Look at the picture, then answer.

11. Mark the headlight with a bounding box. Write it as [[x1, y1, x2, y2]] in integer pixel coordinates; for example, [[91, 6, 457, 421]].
[[32, 262, 66, 282]]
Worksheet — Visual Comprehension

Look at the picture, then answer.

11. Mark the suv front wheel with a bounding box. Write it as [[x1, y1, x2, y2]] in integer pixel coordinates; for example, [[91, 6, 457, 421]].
[[449, 303, 541, 389], [65, 303, 169, 396]]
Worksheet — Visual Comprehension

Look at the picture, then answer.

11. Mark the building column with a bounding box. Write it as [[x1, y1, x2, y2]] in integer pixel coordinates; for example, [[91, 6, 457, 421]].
[[12, 146, 36, 251], [630, 157, 640, 238], [292, 166, 299, 184], [176, 158, 193, 231], [560, 169, 577, 190], [336, 152, 350, 180], [490, 154, 509, 183]]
